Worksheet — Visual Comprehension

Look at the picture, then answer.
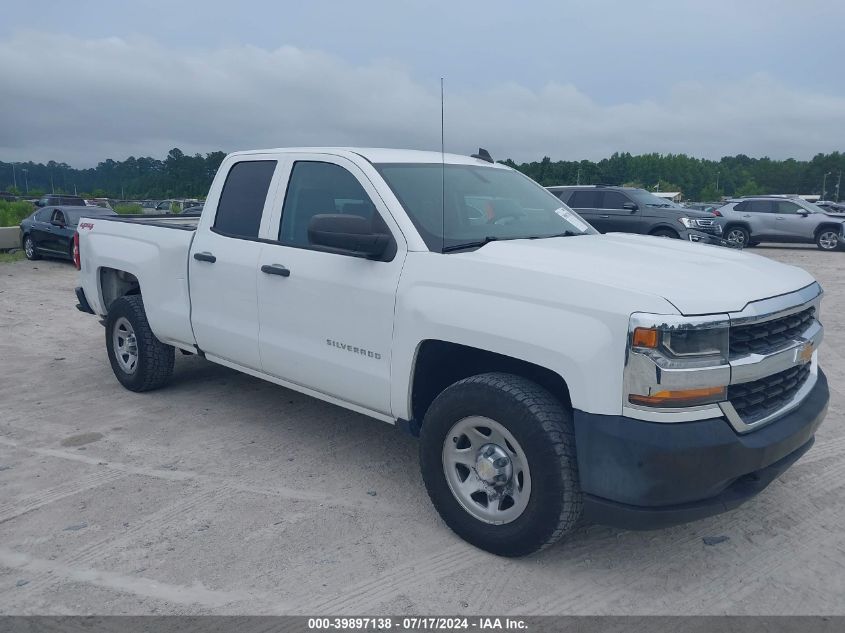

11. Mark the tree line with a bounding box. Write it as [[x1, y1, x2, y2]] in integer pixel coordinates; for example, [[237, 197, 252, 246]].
[[2, 148, 844, 202]]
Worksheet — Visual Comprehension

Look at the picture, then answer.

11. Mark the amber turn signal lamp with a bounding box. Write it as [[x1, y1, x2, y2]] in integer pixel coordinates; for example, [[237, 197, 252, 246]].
[[632, 327, 659, 348], [629, 386, 727, 407]]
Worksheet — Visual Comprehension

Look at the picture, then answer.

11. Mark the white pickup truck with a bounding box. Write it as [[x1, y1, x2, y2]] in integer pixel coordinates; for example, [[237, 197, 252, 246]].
[[75, 147, 829, 556]]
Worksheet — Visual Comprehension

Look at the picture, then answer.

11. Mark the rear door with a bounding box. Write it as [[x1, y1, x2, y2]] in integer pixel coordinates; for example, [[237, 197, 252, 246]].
[[189, 158, 282, 370], [741, 200, 776, 239], [566, 190, 605, 231], [256, 154, 406, 416], [29, 208, 54, 252]]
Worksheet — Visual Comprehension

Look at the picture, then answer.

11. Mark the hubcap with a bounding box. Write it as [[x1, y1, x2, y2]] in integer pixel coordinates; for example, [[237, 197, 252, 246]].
[[112, 317, 139, 374], [24, 238, 34, 257], [819, 231, 839, 250], [726, 229, 747, 246], [441, 416, 531, 524]]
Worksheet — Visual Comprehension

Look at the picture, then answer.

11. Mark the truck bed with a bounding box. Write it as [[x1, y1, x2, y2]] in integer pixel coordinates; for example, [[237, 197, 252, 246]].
[[93, 213, 200, 231]]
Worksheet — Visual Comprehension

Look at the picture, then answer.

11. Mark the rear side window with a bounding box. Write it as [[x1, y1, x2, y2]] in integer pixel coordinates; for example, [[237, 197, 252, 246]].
[[213, 160, 277, 239], [747, 200, 773, 213], [568, 190, 601, 208]]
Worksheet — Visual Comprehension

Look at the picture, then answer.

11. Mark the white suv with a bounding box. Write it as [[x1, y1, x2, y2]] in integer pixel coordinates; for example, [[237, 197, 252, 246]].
[[719, 196, 844, 251]]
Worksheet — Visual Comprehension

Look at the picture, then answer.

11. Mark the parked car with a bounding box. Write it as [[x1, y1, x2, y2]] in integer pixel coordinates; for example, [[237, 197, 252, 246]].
[[718, 196, 845, 250], [75, 147, 828, 556], [35, 194, 87, 207], [20, 205, 116, 261], [0, 191, 17, 201], [547, 185, 724, 243], [816, 200, 845, 215]]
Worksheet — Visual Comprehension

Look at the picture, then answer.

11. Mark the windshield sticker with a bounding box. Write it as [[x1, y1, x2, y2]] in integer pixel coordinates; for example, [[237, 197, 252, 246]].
[[554, 207, 589, 233]]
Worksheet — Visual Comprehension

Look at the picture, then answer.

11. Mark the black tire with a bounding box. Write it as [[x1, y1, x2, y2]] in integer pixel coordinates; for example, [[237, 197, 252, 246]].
[[815, 229, 841, 251], [419, 372, 581, 557], [650, 228, 679, 239], [725, 226, 750, 248], [23, 235, 40, 260], [105, 295, 175, 392]]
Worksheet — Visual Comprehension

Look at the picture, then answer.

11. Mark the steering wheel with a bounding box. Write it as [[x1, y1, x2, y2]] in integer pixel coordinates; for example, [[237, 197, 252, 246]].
[[488, 211, 524, 225]]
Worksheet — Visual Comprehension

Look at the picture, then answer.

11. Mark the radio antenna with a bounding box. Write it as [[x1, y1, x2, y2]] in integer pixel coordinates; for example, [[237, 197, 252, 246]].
[[440, 77, 445, 253]]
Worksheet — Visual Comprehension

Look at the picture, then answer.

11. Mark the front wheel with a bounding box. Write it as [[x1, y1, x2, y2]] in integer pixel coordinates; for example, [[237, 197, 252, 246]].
[[651, 229, 679, 239], [23, 235, 40, 260], [105, 295, 175, 392], [816, 230, 841, 251], [419, 373, 581, 557]]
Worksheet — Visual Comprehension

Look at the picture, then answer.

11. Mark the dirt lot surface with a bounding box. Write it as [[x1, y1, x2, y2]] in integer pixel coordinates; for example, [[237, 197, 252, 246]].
[[0, 245, 843, 615]]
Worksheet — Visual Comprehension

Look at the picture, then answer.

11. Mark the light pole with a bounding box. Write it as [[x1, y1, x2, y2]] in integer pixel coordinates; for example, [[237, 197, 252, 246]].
[[11, 163, 16, 191], [836, 171, 842, 203], [715, 170, 720, 193], [21, 169, 29, 194], [822, 171, 831, 200]]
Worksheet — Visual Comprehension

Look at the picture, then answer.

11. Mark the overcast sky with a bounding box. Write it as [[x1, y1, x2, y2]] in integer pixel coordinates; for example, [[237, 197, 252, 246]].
[[1, 0, 843, 167]]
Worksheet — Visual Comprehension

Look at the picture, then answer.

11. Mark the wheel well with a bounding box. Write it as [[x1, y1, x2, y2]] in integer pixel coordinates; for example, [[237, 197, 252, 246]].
[[723, 222, 750, 234], [410, 340, 571, 425], [814, 223, 843, 238], [99, 267, 140, 312], [648, 226, 679, 238]]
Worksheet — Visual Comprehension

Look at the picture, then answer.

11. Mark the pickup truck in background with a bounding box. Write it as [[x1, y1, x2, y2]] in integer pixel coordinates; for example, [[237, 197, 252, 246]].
[[74, 147, 829, 556]]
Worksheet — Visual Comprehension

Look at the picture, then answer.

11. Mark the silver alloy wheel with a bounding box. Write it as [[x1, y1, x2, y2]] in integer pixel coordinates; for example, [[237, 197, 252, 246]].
[[818, 231, 839, 250], [24, 237, 34, 258], [441, 416, 531, 524], [726, 228, 747, 247], [112, 316, 139, 374]]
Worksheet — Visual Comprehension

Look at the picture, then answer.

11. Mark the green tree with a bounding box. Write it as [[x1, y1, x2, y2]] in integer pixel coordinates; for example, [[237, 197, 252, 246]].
[[735, 179, 765, 196], [698, 184, 721, 201]]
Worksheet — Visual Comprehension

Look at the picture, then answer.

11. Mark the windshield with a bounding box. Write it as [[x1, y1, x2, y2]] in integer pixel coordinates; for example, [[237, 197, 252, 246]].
[[626, 189, 680, 208], [799, 200, 826, 214], [375, 163, 596, 251]]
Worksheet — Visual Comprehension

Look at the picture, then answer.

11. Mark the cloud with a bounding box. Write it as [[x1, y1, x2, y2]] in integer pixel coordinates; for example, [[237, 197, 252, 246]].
[[0, 32, 843, 166]]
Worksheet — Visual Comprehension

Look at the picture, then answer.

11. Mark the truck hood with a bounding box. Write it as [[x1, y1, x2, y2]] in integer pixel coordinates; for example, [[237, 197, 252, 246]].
[[463, 232, 816, 315]]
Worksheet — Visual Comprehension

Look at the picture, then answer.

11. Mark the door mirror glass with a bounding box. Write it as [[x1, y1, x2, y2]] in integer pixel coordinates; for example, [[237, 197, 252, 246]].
[[622, 202, 638, 211], [308, 214, 389, 258]]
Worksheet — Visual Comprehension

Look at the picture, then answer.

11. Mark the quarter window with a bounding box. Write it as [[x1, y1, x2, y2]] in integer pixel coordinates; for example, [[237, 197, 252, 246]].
[[213, 160, 277, 239], [279, 161, 383, 247]]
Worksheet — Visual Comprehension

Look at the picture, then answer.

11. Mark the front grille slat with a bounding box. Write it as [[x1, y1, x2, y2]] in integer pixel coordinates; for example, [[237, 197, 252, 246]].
[[729, 307, 815, 356], [728, 363, 811, 422]]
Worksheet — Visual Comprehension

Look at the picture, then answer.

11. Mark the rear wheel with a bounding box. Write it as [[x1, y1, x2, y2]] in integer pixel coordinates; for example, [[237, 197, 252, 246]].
[[816, 230, 840, 251], [23, 235, 40, 260], [419, 373, 581, 557], [106, 295, 175, 392], [725, 226, 750, 248]]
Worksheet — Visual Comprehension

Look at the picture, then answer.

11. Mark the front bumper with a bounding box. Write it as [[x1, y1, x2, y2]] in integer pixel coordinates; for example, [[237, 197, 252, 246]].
[[574, 369, 829, 530], [685, 229, 727, 246]]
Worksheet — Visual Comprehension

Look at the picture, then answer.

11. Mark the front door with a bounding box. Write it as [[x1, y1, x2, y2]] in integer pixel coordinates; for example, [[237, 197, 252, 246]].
[[598, 190, 643, 233], [256, 156, 406, 416], [189, 158, 280, 370], [771, 200, 814, 241]]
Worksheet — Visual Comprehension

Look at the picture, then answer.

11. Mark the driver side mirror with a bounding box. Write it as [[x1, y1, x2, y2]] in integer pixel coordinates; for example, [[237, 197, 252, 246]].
[[308, 214, 390, 259], [35, 200, 45, 207], [798, 210, 809, 217], [623, 202, 639, 212], [51, 217, 65, 227]]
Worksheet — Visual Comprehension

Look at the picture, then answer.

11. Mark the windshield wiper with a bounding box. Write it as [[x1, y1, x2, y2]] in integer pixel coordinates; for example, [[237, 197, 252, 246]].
[[441, 236, 500, 253]]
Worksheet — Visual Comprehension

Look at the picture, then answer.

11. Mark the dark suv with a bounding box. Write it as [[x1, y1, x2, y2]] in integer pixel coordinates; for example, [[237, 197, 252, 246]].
[[547, 185, 723, 243]]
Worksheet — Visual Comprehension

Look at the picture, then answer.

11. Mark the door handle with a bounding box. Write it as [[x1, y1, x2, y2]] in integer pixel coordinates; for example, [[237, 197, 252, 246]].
[[599, 215, 610, 219], [193, 252, 216, 263], [742, 214, 751, 218], [261, 264, 290, 277], [776, 217, 785, 220]]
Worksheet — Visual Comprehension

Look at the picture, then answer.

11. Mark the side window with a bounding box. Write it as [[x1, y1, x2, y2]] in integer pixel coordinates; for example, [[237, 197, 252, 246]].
[[553, 190, 572, 203], [279, 161, 382, 247], [212, 160, 277, 239], [747, 200, 773, 213], [35, 209, 50, 221], [568, 190, 600, 208], [601, 191, 629, 209], [774, 201, 802, 214], [733, 201, 747, 211], [50, 210, 66, 225]]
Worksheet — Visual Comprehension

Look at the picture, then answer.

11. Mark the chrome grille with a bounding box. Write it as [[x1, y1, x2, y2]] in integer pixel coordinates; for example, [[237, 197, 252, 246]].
[[730, 307, 815, 356], [728, 363, 811, 422]]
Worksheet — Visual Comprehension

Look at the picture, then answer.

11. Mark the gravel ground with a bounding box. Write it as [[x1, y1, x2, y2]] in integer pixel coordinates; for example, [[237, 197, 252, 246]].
[[0, 245, 843, 615]]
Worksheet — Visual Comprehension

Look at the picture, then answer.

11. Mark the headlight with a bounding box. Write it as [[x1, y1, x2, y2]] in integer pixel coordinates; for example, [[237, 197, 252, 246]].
[[678, 217, 695, 229], [632, 325, 728, 364], [626, 316, 730, 409]]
